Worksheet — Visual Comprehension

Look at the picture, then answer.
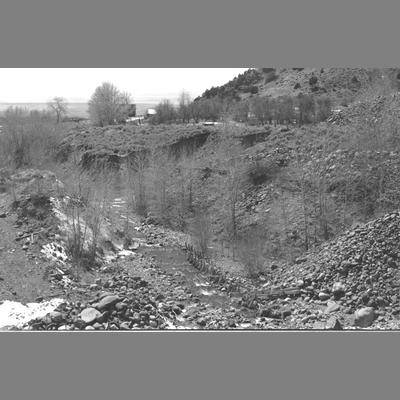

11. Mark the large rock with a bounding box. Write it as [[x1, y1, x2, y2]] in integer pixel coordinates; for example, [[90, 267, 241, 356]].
[[325, 317, 342, 330], [325, 301, 341, 314], [49, 311, 64, 323], [94, 295, 120, 311], [332, 282, 346, 299], [318, 292, 330, 301], [80, 308, 102, 324], [354, 307, 375, 327]]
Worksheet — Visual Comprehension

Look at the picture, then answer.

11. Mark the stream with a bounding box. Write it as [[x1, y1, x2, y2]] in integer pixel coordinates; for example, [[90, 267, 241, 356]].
[[109, 195, 257, 329]]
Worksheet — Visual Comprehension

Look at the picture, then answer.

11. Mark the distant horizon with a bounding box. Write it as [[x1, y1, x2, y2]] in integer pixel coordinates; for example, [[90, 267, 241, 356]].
[[0, 68, 248, 103], [0, 96, 176, 104], [0, 101, 162, 118]]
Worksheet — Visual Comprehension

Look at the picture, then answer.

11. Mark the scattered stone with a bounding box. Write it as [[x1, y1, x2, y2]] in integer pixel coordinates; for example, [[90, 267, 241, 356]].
[[120, 321, 131, 330], [325, 301, 341, 314], [58, 325, 70, 331], [94, 295, 120, 311], [354, 307, 375, 327], [325, 317, 342, 330], [80, 308, 101, 325], [332, 282, 346, 299], [85, 325, 95, 331], [197, 318, 207, 327], [49, 311, 64, 323], [318, 292, 330, 301], [313, 321, 326, 330]]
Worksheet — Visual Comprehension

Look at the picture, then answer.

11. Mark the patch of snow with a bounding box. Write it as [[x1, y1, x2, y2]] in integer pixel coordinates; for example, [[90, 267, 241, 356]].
[[0, 298, 64, 329], [41, 242, 68, 264], [164, 320, 193, 330]]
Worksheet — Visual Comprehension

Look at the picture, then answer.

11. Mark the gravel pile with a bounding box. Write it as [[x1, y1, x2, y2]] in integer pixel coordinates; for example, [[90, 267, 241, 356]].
[[255, 210, 400, 328]]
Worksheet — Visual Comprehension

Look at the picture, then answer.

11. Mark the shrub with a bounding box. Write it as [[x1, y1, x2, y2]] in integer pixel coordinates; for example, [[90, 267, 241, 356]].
[[247, 159, 279, 186], [0, 107, 58, 170], [309, 76, 318, 86], [189, 209, 212, 256], [62, 170, 113, 273], [249, 85, 259, 94]]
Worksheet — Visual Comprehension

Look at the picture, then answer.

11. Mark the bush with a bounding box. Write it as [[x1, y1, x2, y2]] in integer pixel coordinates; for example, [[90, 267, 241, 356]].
[[247, 159, 279, 186], [189, 209, 212, 256], [0, 107, 58, 170], [309, 76, 318, 86], [62, 170, 113, 272], [249, 85, 259, 94]]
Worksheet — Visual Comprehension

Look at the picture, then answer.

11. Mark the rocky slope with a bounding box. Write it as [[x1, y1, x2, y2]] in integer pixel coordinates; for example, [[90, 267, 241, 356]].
[[252, 210, 400, 329], [200, 67, 400, 104]]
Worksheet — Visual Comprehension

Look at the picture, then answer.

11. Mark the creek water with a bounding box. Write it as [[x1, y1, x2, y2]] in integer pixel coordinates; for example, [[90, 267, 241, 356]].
[[109, 193, 256, 328]]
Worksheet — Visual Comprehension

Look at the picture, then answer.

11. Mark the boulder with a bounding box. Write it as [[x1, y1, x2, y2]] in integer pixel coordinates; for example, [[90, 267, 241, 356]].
[[325, 301, 341, 314], [354, 307, 375, 327], [49, 311, 64, 323], [318, 292, 330, 301], [325, 317, 342, 330], [94, 295, 120, 311], [80, 308, 102, 325], [332, 282, 346, 299]]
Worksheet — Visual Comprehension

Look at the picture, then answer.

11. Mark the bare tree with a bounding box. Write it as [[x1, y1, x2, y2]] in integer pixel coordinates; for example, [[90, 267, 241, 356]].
[[127, 151, 148, 216], [178, 91, 192, 123], [88, 82, 132, 127], [297, 93, 315, 125], [147, 148, 173, 224], [216, 128, 246, 242], [189, 209, 212, 256], [152, 100, 177, 124], [315, 95, 332, 122], [48, 97, 68, 123], [251, 96, 270, 125], [0, 106, 57, 169]]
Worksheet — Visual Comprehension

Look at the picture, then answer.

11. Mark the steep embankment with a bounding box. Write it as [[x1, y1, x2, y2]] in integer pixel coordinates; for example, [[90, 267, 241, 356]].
[[58, 124, 220, 169]]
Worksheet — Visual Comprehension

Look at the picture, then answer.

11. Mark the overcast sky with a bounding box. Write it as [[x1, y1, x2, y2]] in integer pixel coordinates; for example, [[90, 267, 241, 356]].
[[0, 68, 249, 103]]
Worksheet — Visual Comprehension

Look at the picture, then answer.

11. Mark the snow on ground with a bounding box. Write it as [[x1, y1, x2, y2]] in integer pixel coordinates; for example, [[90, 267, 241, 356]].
[[0, 298, 64, 330], [41, 242, 68, 263]]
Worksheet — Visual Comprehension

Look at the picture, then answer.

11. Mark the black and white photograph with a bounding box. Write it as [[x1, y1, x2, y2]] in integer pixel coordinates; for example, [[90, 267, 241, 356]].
[[1, 67, 400, 331]]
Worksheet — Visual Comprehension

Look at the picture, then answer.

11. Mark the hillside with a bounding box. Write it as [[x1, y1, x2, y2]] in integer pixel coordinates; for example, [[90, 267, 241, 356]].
[[2, 68, 400, 330], [198, 67, 400, 105]]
